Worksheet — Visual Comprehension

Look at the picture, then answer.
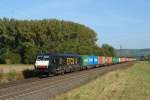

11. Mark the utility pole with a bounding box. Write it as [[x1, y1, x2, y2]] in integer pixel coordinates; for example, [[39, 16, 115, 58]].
[[120, 45, 122, 57]]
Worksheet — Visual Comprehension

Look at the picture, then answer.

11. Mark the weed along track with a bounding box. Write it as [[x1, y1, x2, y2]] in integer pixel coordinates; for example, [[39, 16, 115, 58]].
[[0, 62, 134, 100]]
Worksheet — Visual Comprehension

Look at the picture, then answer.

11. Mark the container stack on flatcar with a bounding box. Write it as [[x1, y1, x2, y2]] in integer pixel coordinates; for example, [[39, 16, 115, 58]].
[[34, 53, 136, 75], [107, 57, 112, 65], [98, 56, 105, 66], [112, 57, 119, 64]]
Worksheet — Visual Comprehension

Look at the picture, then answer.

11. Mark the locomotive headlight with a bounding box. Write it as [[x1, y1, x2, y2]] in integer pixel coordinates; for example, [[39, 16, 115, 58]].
[[34, 60, 49, 68]]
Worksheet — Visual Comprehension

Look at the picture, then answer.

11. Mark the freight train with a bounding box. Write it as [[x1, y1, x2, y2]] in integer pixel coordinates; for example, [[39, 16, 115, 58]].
[[34, 53, 135, 75]]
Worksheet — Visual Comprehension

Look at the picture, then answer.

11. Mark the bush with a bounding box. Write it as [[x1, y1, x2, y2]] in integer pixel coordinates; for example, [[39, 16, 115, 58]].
[[23, 46, 38, 64], [0, 51, 21, 64]]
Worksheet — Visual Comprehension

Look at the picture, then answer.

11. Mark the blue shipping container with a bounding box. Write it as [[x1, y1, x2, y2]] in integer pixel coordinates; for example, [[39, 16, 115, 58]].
[[87, 56, 98, 65], [88, 56, 94, 65], [93, 56, 98, 65]]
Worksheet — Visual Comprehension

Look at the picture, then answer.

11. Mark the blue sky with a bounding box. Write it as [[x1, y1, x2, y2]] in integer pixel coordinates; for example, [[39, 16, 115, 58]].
[[0, 0, 150, 49]]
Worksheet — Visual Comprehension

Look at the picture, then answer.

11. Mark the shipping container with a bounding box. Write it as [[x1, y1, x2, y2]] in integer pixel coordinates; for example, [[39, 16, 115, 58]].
[[81, 55, 88, 65], [81, 55, 98, 66], [123, 58, 125, 62], [88, 56, 94, 65], [119, 58, 121, 63], [116, 58, 119, 63], [98, 56, 105, 65], [120, 58, 126, 62], [108, 57, 112, 64], [126, 58, 129, 62], [93, 56, 99, 65], [105, 57, 108, 64], [120, 58, 123, 62], [112, 57, 119, 64], [112, 57, 116, 63]]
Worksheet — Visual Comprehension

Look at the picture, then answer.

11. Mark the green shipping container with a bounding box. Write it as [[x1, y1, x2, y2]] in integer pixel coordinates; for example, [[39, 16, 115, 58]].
[[116, 58, 119, 63], [112, 57, 116, 63], [81, 55, 88, 65], [104, 57, 108, 64], [112, 57, 119, 63]]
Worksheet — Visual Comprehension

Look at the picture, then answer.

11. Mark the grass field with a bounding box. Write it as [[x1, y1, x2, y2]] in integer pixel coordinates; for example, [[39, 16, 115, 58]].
[[0, 64, 33, 73], [52, 62, 150, 100], [0, 64, 34, 84]]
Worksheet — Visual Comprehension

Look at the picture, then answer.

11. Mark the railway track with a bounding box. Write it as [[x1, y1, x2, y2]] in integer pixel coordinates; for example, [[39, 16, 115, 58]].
[[0, 62, 134, 100]]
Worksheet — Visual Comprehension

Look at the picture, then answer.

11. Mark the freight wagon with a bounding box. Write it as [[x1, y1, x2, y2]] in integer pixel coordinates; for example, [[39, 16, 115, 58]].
[[34, 53, 135, 75], [81, 55, 99, 69]]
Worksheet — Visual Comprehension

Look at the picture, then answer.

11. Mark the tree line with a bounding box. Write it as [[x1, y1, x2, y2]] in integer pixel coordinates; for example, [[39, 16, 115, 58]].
[[140, 55, 150, 63], [0, 18, 116, 64]]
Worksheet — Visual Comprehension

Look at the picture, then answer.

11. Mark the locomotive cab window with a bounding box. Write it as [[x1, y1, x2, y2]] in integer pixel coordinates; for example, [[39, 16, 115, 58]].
[[36, 56, 43, 61], [43, 55, 49, 60], [36, 55, 49, 61]]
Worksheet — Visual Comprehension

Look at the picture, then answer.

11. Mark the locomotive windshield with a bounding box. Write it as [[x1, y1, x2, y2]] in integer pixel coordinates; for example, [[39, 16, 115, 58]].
[[36, 55, 49, 61]]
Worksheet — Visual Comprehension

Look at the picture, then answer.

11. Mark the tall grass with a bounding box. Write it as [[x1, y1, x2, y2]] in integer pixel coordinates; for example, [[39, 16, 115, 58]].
[[0, 69, 35, 84], [51, 62, 150, 100]]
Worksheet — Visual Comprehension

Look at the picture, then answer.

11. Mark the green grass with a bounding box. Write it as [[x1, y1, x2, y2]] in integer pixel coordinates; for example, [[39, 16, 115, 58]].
[[0, 70, 24, 84], [52, 62, 150, 100], [0, 64, 33, 73], [0, 64, 34, 84]]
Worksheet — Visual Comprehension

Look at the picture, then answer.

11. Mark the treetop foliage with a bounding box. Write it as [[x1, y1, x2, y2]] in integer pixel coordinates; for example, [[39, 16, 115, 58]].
[[0, 18, 116, 64]]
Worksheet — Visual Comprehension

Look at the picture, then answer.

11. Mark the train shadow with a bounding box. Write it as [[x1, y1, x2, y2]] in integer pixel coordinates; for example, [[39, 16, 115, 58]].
[[22, 69, 37, 79], [22, 69, 51, 79]]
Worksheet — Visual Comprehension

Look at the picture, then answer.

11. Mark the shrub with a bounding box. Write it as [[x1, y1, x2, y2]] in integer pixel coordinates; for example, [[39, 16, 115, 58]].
[[0, 51, 21, 64], [23, 46, 38, 64]]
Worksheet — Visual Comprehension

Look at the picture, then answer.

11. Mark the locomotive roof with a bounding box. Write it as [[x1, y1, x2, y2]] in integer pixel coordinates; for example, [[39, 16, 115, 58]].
[[37, 53, 80, 57]]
